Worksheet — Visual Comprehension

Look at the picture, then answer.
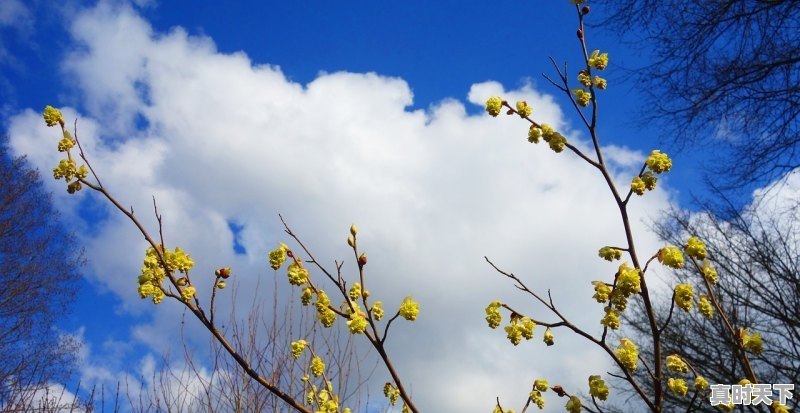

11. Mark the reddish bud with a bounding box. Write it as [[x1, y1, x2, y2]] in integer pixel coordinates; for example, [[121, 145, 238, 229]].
[[287, 250, 294, 258], [577, 29, 583, 39], [216, 267, 231, 279], [582, 6, 590, 15], [552, 386, 566, 397], [358, 253, 367, 267]]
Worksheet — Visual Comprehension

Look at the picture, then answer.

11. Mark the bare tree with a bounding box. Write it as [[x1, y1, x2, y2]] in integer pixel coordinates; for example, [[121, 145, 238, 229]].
[[0, 136, 83, 403], [625, 189, 800, 411], [600, 0, 800, 187]]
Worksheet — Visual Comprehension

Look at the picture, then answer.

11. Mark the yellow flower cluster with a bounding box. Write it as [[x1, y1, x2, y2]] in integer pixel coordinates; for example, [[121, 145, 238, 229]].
[[164, 247, 195, 273], [516, 100, 533, 118], [645, 150, 673, 173], [588, 375, 609, 400], [291, 339, 308, 359], [572, 89, 591, 107], [349, 282, 362, 301], [588, 50, 609, 70], [268, 243, 289, 270], [43, 106, 90, 194], [739, 328, 764, 354], [180, 286, 196, 302], [601, 306, 620, 330], [698, 294, 714, 318], [598, 247, 622, 261], [631, 172, 657, 195], [666, 354, 688, 373], [485, 301, 503, 329], [668, 378, 688, 397], [371, 301, 384, 321], [486, 97, 504, 117], [615, 338, 639, 371], [530, 379, 548, 407], [565, 395, 582, 413], [310, 356, 325, 377], [592, 281, 611, 303], [287, 263, 309, 286], [674, 284, 695, 311], [315, 290, 337, 327], [543, 327, 554, 346], [346, 308, 368, 334], [301, 287, 313, 305], [383, 382, 400, 406], [43, 105, 64, 127], [702, 260, 718, 284], [616, 263, 641, 296], [137, 246, 166, 304], [694, 376, 709, 391], [399, 296, 419, 321], [658, 246, 685, 269], [578, 71, 591, 87], [528, 125, 543, 143], [685, 236, 707, 260], [593, 75, 607, 90], [504, 315, 536, 346]]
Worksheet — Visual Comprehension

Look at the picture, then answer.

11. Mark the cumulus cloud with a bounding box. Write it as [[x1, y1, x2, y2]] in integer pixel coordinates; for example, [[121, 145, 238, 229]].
[[7, 2, 677, 411]]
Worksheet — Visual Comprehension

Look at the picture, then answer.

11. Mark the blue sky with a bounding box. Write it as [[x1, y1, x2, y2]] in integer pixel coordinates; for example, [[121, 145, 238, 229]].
[[0, 0, 773, 411]]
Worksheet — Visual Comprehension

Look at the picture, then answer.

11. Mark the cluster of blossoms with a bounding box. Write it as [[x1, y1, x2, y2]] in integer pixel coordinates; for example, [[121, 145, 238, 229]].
[[137, 245, 195, 304], [615, 338, 639, 371], [484, 301, 555, 346], [292, 340, 351, 413], [43, 106, 89, 193], [739, 328, 764, 354], [588, 375, 609, 400], [486, 98, 568, 153], [631, 150, 673, 196], [529, 379, 548, 409], [383, 383, 411, 413]]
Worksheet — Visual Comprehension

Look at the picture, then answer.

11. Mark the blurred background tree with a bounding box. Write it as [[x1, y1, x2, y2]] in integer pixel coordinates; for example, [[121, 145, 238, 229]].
[[0, 135, 83, 404], [601, 0, 800, 189]]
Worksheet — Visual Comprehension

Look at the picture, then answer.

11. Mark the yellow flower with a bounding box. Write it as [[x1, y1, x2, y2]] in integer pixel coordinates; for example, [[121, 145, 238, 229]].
[[53, 159, 78, 181], [668, 378, 688, 397], [529, 390, 545, 409], [592, 75, 607, 90], [268, 243, 288, 270], [702, 260, 719, 284], [674, 283, 695, 311], [287, 263, 309, 285], [486, 96, 504, 117], [631, 176, 646, 195], [533, 379, 548, 392], [543, 327, 554, 346], [43, 105, 64, 127], [589, 375, 609, 400], [645, 150, 672, 173], [520, 317, 536, 340], [578, 70, 592, 87], [347, 311, 368, 334], [547, 132, 567, 153], [565, 395, 582, 413], [601, 306, 620, 330], [636, 174, 655, 194], [504, 320, 524, 346], [300, 287, 313, 305], [771, 401, 790, 413], [318, 308, 336, 328], [615, 338, 639, 371], [572, 89, 591, 107], [598, 247, 622, 261], [528, 125, 543, 143], [658, 246, 685, 269], [383, 382, 400, 406], [349, 282, 362, 301], [169, 247, 194, 273], [371, 301, 384, 320], [698, 294, 714, 318], [310, 356, 325, 377], [290, 339, 308, 359], [516, 100, 533, 117], [57, 131, 75, 152], [485, 301, 503, 329], [739, 328, 764, 354], [685, 236, 707, 260], [616, 262, 641, 296], [592, 281, 611, 303], [588, 50, 609, 70], [399, 296, 419, 321], [694, 376, 709, 391], [180, 286, 196, 301], [666, 354, 688, 373], [138, 282, 155, 299]]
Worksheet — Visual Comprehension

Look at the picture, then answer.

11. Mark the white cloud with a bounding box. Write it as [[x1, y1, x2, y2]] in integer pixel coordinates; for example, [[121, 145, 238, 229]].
[[7, 3, 677, 412]]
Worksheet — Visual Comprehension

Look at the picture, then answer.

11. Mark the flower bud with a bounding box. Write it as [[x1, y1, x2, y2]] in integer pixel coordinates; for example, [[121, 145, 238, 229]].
[[362, 289, 370, 298], [216, 267, 231, 279], [350, 224, 358, 236], [358, 253, 367, 267], [217, 281, 226, 289], [347, 236, 355, 247], [582, 6, 590, 14], [577, 29, 583, 39], [177, 277, 188, 286]]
